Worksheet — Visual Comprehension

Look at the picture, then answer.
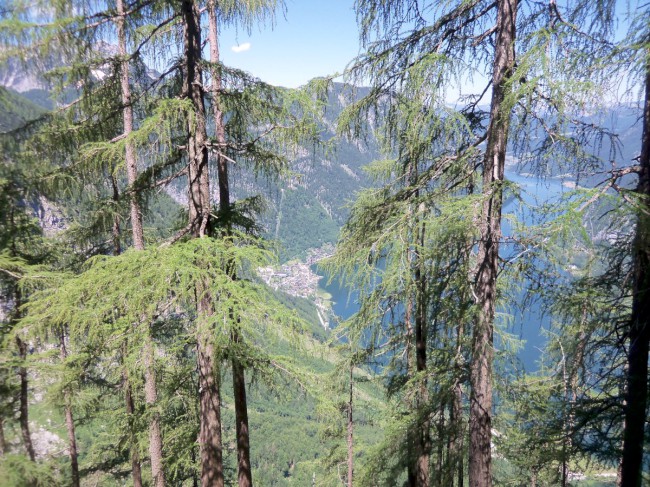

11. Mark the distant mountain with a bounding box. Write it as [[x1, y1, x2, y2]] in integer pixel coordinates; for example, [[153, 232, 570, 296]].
[[0, 51, 643, 261], [237, 83, 381, 261], [0, 56, 48, 93], [0, 86, 47, 132], [162, 82, 381, 262]]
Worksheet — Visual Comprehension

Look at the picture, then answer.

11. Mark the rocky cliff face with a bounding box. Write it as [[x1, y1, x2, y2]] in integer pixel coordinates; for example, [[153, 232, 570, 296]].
[[0, 56, 48, 93], [36, 196, 68, 236]]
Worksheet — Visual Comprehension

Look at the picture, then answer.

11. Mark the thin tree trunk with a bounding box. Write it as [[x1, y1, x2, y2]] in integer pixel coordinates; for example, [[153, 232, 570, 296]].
[[563, 310, 587, 487], [113, 190, 144, 487], [619, 52, 650, 487], [414, 221, 430, 487], [206, 3, 254, 485], [182, 0, 210, 238], [124, 363, 143, 487], [16, 335, 35, 461], [435, 400, 446, 484], [111, 175, 122, 255], [59, 330, 80, 487], [0, 417, 6, 456], [451, 320, 465, 487], [117, 2, 165, 484], [208, 0, 230, 225], [12, 281, 35, 463], [144, 339, 165, 487], [198, 293, 224, 487], [233, 356, 253, 487], [182, 3, 228, 487], [112, 182, 143, 487], [469, 1, 516, 486], [347, 365, 354, 487], [117, 0, 144, 252], [404, 196, 418, 487]]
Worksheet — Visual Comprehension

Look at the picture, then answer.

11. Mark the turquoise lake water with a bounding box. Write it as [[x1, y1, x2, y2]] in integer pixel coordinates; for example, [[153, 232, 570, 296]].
[[315, 170, 574, 372]]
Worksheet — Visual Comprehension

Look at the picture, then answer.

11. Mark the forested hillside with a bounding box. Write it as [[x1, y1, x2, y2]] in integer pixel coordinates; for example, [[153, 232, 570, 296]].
[[1, 1, 649, 487]]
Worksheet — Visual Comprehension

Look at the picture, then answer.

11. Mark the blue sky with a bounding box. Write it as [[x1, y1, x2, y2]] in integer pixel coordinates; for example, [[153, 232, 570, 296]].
[[216, 0, 639, 103], [219, 1, 361, 88]]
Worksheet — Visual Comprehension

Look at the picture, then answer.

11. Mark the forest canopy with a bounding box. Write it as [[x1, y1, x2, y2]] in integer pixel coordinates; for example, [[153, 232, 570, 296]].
[[0, 1, 648, 486]]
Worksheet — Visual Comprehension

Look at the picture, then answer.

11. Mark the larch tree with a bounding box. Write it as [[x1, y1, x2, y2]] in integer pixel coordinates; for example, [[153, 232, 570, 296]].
[[618, 4, 650, 484], [1, 1, 182, 484], [3, 1, 323, 486], [338, 0, 618, 485]]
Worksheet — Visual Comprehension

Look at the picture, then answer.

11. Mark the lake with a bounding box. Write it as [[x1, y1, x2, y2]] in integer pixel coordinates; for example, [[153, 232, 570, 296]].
[[314, 169, 575, 372]]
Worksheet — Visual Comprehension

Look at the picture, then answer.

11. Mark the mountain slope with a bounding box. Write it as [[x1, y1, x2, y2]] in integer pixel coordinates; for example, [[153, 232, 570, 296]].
[[0, 87, 47, 132]]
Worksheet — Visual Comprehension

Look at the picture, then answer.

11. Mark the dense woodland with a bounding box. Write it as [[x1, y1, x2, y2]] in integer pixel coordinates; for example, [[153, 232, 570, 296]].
[[0, 0, 648, 486]]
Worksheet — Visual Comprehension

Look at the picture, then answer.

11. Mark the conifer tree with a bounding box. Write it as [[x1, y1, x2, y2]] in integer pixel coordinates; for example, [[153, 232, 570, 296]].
[[619, 9, 650, 485], [3, 2, 323, 486], [339, 1, 618, 485], [1, 2, 180, 483], [0, 99, 55, 481]]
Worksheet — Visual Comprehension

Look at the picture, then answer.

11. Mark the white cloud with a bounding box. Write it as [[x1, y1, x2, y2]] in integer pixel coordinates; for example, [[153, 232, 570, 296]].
[[231, 43, 251, 53]]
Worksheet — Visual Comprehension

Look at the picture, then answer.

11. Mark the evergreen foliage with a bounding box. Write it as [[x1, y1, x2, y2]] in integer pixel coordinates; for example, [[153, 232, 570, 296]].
[[0, 0, 648, 485]]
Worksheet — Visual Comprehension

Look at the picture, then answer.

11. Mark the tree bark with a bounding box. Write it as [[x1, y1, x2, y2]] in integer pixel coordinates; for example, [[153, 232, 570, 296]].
[[182, 3, 229, 486], [117, 0, 144, 251], [117, 3, 165, 484], [233, 356, 253, 487], [208, 1, 230, 225], [16, 335, 35, 461], [198, 294, 224, 487], [112, 180, 143, 487], [450, 320, 465, 487], [469, 1, 516, 486], [144, 339, 165, 487], [59, 330, 80, 487], [182, 0, 210, 238], [111, 175, 122, 256], [123, 362, 143, 487], [619, 52, 650, 487], [435, 400, 446, 484], [11, 281, 34, 462], [404, 185, 418, 487], [0, 417, 6, 456], [414, 221, 430, 487], [347, 366, 354, 487]]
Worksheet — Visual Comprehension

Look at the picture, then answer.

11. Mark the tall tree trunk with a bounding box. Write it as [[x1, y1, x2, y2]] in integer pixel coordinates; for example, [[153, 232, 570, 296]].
[[16, 335, 35, 461], [619, 52, 650, 487], [13, 285, 35, 461], [117, 0, 144, 252], [113, 186, 143, 487], [435, 400, 446, 484], [124, 362, 143, 487], [182, 0, 210, 238], [197, 340, 223, 487], [112, 180, 143, 487], [208, 1, 230, 226], [0, 417, 6, 456], [59, 329, 80, 487], [144, 340, 165, 487], [404, 193, 418, 487], [194, 6, 227, 487], [117, 2, 165, 484], [414, 220, 430, 487], [450, 319, 465, 487], [111, 175, 122, 255], [198, 294, 224, 487], [347, 365, 354, 487], [233, 357, 253, 487], [182, 3, 227, 486], [469, 1, 516, 486], [207, 4, 254, 486]]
